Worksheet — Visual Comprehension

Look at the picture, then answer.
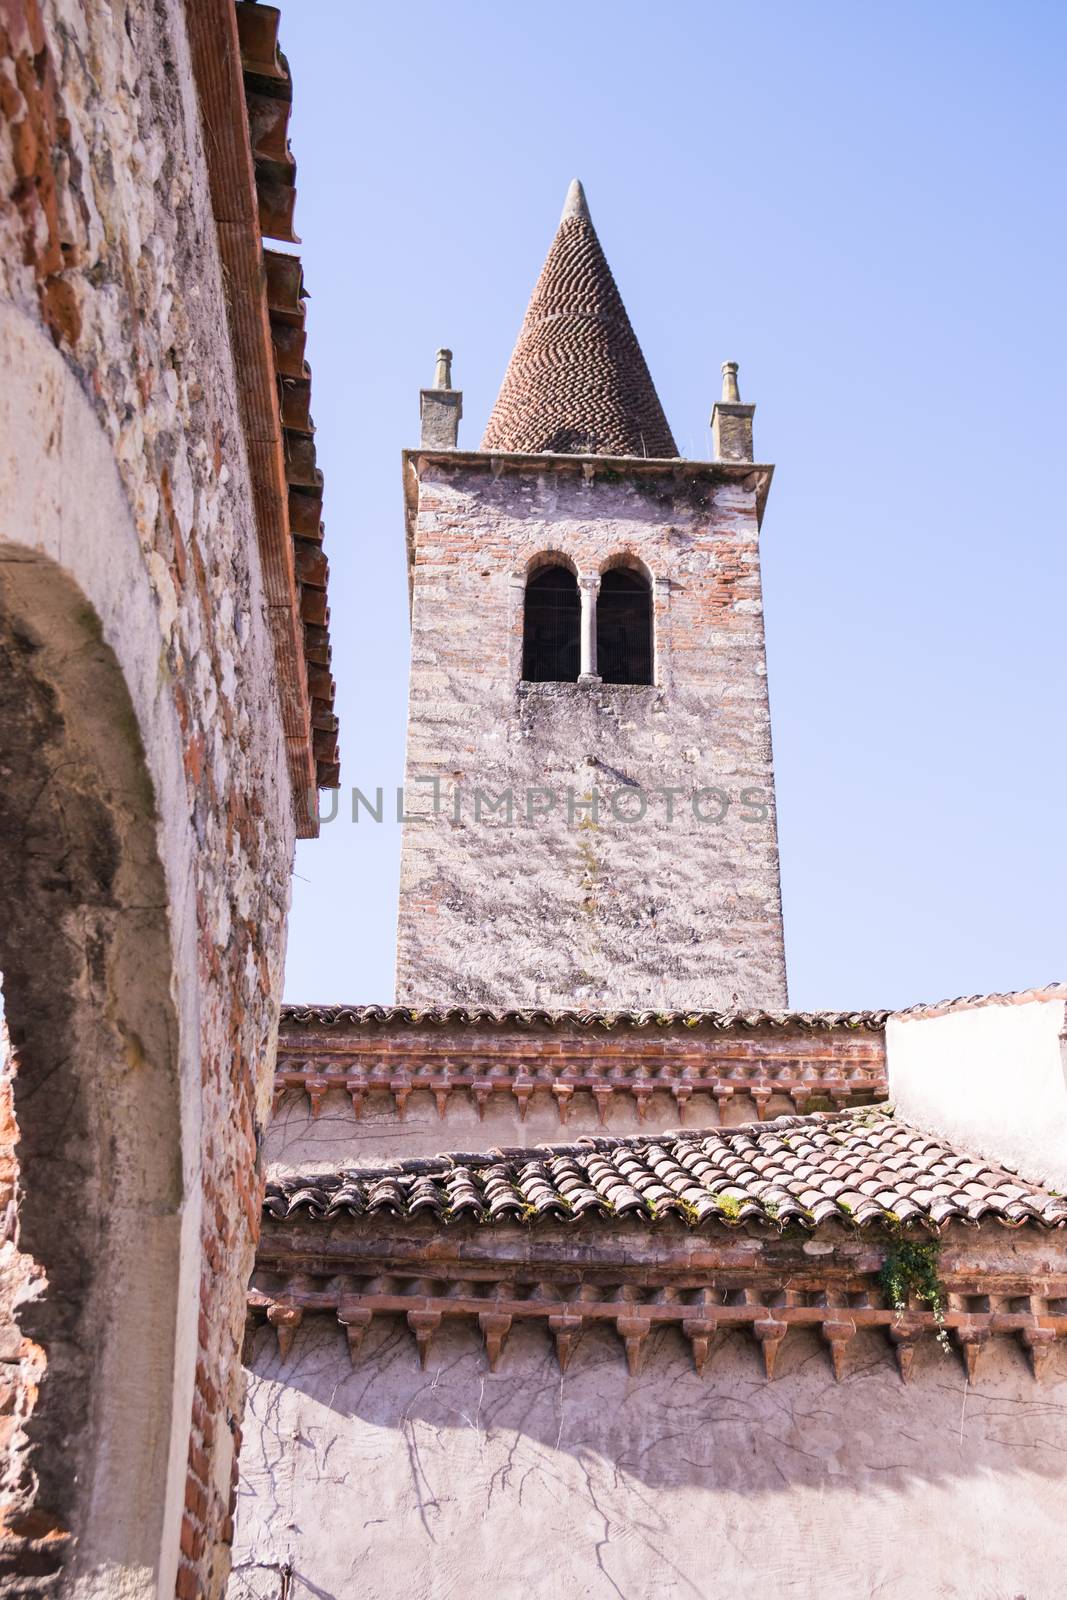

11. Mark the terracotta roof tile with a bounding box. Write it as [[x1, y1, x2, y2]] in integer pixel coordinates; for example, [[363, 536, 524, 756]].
[[263, 1108, 1067, 1232], [280, 1003, 888, 1031], [481, 181, 678, 459]]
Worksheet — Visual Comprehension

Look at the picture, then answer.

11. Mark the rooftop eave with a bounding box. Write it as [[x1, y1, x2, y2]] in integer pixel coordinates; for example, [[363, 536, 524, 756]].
[[186, 1, 340, 830]]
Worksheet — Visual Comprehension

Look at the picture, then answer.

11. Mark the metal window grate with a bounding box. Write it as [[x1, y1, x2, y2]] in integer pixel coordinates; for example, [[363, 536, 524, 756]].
[[597, 569, 652, 684], [522, 568, 580, 682]]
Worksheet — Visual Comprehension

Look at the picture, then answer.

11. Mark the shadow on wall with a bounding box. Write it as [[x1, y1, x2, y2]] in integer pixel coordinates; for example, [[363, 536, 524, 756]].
[[232, 1318, 1067, 1599]]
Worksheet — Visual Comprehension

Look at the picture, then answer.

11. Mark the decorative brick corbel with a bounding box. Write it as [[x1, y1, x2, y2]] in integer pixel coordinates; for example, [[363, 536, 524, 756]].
[[392, 1082, 411, 1120], [887, 1317, 923, 1383], [820, 1316, 857, 1381], [472, 1084, 492, 1120], [511, 1082, 534, 1122], [632, 1082, 654, 1123], [549, 1312, 583, 1373], [478, 1312, 513, 1372], [682, 1317, 717, 1376], [616, 1316, 651, 1377], [305, 1074, 329, 1118], [552, 1082, 574, 1124], [672, 1083, 693, 1122], [592, 1084, 614, 1124], [753, 1315, 787, 1380], [955, 1324, 992, 1383], [266, 1303, 303, 1360], [1020, 1326, 1057, 1382], [407, 1310, 441, 1369], [337, 1301, 373, 1365]]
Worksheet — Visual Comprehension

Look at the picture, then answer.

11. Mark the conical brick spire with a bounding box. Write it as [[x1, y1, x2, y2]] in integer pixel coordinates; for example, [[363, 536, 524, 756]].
[[481, 180, 678, 458]]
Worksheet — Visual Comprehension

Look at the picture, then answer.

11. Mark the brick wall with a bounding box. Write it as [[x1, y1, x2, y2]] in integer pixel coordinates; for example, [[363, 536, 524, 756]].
[[0, 2, 296, 1593], [397, 454, 787, 1010]]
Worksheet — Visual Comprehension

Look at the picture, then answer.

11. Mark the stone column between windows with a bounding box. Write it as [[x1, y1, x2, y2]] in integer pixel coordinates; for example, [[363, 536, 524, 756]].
[[578, 574, 601, 684]]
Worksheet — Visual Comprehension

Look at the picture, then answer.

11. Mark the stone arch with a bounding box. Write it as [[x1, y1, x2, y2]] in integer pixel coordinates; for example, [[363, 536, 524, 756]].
[[524, 548, 578, 579], [0, 304, 197, 1596], [598, 549, 655, 585]]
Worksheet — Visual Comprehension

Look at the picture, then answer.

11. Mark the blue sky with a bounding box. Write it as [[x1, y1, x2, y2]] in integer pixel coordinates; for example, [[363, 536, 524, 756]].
[[279, 0, 1066, 1009]]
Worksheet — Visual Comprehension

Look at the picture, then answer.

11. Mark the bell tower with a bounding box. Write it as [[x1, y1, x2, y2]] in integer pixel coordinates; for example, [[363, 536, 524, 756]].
[[396, 181, 786, 1010]]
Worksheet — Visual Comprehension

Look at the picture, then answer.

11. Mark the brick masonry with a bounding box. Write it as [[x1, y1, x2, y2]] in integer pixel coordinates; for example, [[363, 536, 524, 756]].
[[396, 452, 787, 1010], [0, 2, 299, 1594]]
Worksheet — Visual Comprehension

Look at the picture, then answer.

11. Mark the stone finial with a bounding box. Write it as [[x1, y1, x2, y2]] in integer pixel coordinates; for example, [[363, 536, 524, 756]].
[[711, 358, 755, 463], [561, 178, 591, 223], [420, 347, 462, 450], [434, 348, 453, 390]]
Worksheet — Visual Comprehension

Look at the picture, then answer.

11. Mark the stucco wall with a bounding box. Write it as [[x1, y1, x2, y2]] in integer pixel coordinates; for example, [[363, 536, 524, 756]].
[[234, 1314, 1067, 1600], [266, 1083, 810, 1165], [0, 2, 296, 1593], [396, 459, 786, 1011], [888, 996, 1067, 1193]]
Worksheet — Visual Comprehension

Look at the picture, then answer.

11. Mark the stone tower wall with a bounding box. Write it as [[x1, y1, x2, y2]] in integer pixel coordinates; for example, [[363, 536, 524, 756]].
[[396, 455, 787, 1010]]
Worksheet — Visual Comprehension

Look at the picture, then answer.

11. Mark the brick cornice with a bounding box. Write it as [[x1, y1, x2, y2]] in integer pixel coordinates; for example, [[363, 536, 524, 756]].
[[274, 1028, 887, 1125], [250, 1217, 1067, 1384]]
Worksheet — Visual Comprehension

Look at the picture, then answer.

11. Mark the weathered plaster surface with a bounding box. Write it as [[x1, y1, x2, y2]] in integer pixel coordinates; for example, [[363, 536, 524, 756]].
[[396, 460, 787, 1011], [266, 1083, 809, 1166], [0, 1, 296, 1592], [888, 997, 1067, 1193], [234, 1316, 1067, 1600]]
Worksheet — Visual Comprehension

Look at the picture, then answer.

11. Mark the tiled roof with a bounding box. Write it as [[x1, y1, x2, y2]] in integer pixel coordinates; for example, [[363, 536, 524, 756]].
[[892, 981, 1067, 1021], [280, 1004, 888, 1031], [263, 1108, 1067, 1232], [481, 181, 678, 459], [280, 981, 1067, 1031]]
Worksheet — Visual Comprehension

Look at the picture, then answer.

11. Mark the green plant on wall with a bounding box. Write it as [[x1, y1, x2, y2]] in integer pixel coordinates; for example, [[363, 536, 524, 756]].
[[880, 1238, 950, 1354]]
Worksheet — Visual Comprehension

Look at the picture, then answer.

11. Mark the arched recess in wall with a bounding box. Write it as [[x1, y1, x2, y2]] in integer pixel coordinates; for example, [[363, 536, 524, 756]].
[[597, 559, 653, 684], [0, 304, 193, 1596], [522, 562, 580, 682]]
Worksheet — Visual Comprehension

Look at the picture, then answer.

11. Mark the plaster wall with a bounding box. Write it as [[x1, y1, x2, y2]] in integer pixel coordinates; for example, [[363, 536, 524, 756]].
[[888, 997, 1067, 1192], [266, 1083, 804, 1166], [0, 2, 296, 1593], [234, 1314, 1067, 1600], [396, 460, 787, 1011]]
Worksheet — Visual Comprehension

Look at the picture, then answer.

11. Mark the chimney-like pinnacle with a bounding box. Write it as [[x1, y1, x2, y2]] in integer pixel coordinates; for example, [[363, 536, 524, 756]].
[[420, 346, 462, 450], [434, 348, 453, 390], [560, 178, 590, 224], [711, 359, 755, 463]]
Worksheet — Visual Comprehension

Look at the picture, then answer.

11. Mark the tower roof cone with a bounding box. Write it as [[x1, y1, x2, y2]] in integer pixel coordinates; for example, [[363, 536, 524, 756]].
[[481, 180, 678, 458]]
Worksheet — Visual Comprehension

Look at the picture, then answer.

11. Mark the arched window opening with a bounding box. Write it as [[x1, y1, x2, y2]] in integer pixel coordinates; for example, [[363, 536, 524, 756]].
[[522, 566, 580, 682], [597, 568, 653, 684]]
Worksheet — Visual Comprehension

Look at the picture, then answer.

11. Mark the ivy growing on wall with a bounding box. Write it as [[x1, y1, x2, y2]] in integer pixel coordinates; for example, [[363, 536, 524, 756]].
[[879, 1239, 950, 1353]]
